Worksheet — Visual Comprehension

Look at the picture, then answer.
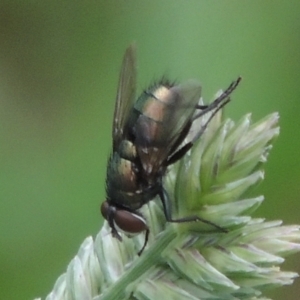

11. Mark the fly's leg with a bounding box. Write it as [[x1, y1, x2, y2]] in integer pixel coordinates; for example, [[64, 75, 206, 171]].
[[137, 228, 150, 256], [166, 77, 241, 166], [166, 142, 194, 165], [159, 188, 227, 232], [193, 76, 241, 121], [106, 204, 150, 256], [196, 105, 209, 109], [189, 97, 231, 144], [106, 205, 123, 241], [166, 98, 230, 166], [167, 78, 240, 159]]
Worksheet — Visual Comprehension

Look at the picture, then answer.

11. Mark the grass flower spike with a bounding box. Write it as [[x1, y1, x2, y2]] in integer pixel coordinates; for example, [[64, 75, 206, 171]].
[[36, 103, 300, 300]]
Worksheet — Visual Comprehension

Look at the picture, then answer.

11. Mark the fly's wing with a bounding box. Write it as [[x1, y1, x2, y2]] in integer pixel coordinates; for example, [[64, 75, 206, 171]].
[[112, 44, 137, 151], [135, 80, 202, 175]]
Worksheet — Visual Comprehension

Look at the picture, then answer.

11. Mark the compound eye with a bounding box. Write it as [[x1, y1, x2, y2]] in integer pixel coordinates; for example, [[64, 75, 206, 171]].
[[114, 210, 147, 234], [100, 201, 110, 220]]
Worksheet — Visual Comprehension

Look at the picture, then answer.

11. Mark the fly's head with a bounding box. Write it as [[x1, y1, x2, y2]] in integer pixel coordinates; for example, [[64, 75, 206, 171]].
[[100, 200, 148, 242]]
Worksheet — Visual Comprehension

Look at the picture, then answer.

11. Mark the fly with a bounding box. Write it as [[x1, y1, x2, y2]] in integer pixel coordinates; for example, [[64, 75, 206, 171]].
[[101, 44, 241, 255]]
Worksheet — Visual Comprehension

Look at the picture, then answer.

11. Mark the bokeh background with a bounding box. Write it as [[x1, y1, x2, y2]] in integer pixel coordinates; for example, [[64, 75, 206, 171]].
[[0, 1, 299, 299]]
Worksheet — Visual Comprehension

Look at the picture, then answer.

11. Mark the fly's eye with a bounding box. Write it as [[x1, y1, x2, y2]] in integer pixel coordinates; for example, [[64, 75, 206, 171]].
[[114, 210, 147, 234], [100, 201, 109, 220]]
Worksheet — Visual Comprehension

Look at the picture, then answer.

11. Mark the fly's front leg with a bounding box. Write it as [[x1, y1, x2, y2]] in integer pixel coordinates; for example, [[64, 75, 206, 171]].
[[137, 228, 150, 256], [159, 188, 227, 232], [106, 205, 123, 241]]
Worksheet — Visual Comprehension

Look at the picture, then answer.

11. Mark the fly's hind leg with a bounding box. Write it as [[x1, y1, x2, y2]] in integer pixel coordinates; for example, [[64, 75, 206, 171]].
[[166, 77, 242, 166], [166, 98, 230, 166], [193, 76, 241, 121], [166, 141, 194, 166]]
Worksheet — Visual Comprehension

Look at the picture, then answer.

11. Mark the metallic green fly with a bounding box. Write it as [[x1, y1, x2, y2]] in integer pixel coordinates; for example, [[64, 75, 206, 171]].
[[101, 45, 241, 255]]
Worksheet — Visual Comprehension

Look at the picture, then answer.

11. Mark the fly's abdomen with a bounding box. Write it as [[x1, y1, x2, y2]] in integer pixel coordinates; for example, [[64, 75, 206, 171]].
[[134, 85, 177, 141], [132, 84, 184, 174]]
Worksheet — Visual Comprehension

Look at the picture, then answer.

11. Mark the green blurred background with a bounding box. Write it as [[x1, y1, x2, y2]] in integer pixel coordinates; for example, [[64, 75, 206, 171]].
[[0, 1, 299, 299]]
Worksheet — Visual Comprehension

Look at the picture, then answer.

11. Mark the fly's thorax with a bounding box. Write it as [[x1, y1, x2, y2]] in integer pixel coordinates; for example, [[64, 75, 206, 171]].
[[106, 151, 138, 194], [106, 177, 159, 210], [107, 140, 138, 190], [106, 144, 158, 209]]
